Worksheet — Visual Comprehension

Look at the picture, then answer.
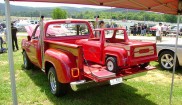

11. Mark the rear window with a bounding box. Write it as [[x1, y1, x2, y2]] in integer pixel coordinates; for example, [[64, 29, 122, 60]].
[[46, 23, 89, 37]]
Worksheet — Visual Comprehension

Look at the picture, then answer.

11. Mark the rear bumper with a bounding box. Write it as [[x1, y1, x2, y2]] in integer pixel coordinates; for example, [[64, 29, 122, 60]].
[[70, 80, 108, 91], [70, 69, 149, 91]]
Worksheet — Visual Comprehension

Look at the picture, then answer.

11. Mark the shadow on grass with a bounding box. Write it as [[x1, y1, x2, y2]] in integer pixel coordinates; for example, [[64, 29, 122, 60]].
[[22, 65, 156, 105], [153, 62, 182, 74]]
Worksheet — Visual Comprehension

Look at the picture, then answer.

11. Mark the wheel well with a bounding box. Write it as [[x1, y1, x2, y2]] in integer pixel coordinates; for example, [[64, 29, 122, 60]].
[[45, 61, 54, 75], [105, 55, 117, 62], [158, 49, 174, 57]]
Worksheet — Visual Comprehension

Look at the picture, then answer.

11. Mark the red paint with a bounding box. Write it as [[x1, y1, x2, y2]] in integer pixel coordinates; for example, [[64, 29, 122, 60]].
[[22, 19, 157, 85]]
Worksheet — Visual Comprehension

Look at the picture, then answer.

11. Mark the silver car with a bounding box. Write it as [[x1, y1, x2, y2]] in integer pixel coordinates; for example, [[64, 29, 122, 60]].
[[157, 40, 182, 70], [167, 26, 182, 36]]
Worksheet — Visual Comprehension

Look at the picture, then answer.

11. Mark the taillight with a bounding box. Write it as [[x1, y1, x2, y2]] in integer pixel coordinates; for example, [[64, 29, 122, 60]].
[[71, 68, 80, 78]]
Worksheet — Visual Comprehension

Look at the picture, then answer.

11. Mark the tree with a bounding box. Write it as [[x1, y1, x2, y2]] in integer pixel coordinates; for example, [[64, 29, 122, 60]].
[[163, 14, 177, 23], [52, 8, 67, 19]]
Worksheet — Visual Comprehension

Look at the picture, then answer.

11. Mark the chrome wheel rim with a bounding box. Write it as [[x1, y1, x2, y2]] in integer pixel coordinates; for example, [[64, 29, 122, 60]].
[[107, 61, 114, 71], [49, 72, 57, 92], [161, 54, 174, 69]]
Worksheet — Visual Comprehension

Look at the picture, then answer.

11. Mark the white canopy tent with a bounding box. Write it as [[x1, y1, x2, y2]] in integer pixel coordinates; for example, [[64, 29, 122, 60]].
[[4, 0, 182, 105]]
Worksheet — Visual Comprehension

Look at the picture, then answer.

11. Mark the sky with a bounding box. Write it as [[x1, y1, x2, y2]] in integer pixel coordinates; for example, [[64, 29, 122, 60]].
[[0, 1, 110, 8]]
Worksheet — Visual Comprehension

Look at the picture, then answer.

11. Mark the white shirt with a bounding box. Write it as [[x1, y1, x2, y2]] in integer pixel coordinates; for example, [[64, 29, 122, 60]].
[[156, 25, 161, 36], [162, 25, 167, 31]]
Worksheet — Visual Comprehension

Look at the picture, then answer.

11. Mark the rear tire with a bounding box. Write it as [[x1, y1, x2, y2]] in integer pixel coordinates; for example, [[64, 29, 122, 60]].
[[139, 62, 149, 69], [106, 57, 118, 73], [48, 67, 68, 97], [23, 51, 32, 69]]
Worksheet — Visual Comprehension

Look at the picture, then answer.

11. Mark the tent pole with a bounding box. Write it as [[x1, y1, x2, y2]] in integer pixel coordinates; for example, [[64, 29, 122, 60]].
[[4, 0, 18, 105], [169, 14, 180, 105]]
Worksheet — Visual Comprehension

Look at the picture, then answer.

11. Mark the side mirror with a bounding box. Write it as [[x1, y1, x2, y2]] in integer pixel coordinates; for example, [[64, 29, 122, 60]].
[[27, 36, 31, 41]]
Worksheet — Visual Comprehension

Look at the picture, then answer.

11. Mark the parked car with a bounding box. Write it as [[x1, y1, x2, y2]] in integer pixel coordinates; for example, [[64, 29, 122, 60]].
[[15, 20, 39, 32], [149, 25, 159, 36], [157, 40, 182, 70], [167, 25, 182, 36]]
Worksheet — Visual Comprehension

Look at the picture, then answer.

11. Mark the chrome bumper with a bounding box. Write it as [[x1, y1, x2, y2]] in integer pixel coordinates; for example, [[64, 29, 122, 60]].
[[70, 71, 148, 91]]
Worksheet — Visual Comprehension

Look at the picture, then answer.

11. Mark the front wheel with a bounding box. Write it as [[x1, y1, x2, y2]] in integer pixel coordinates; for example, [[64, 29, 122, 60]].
[[159, 51, 179, 70], [22, 51, 32, 69], [48, 67, 68, 97], [106, 57, 118, 73]]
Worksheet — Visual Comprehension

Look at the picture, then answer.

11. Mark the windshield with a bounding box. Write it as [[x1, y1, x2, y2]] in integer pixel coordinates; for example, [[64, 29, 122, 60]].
[[46, 23, 89, 37]]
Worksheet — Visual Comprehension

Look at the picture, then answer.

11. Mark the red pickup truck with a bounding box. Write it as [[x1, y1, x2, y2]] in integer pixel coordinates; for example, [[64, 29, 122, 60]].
[[22, 19, 157, 97]]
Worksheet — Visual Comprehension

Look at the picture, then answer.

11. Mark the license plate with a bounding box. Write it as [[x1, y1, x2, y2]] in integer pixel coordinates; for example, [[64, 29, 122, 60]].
[[109, 78, 123, 85]]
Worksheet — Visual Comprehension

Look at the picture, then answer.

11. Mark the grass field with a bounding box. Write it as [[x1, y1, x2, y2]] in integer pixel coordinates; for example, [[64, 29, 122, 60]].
[[0, 36, 182, 105]]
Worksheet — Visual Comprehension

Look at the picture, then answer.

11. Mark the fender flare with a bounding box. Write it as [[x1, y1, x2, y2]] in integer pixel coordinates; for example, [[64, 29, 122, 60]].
[[104, 47, 128, 66], [44, 49, 77, 83]]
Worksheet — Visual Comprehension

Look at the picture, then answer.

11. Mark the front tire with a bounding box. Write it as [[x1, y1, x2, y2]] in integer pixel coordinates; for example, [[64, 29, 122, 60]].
[[159, 51, 179, 70], [106, 57, 118, 73], [23, 51, 32, 69], [48, 67, 68, 97]]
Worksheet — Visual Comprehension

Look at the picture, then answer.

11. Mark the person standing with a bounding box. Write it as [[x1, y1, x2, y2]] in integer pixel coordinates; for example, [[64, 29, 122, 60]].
[[162, 24, 167, 36], [137, 24, 141, 36], [141, 24, 145, 36], [156, 23, 162, 43], [11, 23, 18, 51], [133, 24, 137, 36], [144, 24, 147, 36], [99, 20, 105, 28]]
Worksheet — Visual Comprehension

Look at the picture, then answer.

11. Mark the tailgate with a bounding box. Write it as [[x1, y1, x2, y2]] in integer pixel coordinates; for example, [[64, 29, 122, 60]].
[[129, 43, 158, 65]]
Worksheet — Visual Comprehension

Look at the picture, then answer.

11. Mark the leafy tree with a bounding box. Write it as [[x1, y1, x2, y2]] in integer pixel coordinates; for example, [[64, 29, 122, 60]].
[[52, 8, 67, 19], [163, 14, 177, 23]]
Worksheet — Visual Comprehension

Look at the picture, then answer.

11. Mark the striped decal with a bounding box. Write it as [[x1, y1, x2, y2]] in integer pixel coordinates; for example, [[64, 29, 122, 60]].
[[134, 46, 154, 57]]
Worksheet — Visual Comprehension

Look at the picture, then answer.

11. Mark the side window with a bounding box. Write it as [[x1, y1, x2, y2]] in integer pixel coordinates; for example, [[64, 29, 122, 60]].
[[32, 25, 40, 39]]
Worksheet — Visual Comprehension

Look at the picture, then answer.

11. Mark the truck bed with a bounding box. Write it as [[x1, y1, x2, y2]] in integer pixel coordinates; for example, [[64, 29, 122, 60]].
[[45, 35, 88, 44]]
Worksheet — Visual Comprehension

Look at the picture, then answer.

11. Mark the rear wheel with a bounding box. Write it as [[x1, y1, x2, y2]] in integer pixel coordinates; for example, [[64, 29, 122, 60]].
[[23, 51, 32, 69], [159, 51, 179, 70], [48, 67, 68, 97], [106, 57, 118, 73], [139, 62, 149, 69]]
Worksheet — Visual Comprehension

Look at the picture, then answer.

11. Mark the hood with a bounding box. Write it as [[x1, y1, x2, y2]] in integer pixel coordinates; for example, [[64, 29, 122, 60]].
[[25, 25, 37, 36]]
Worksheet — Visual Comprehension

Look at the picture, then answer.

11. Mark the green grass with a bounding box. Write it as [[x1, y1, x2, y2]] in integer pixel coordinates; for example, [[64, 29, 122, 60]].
[[0, 36, 182, 105]]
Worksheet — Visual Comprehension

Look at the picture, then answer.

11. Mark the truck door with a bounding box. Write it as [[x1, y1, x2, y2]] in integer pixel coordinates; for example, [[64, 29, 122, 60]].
[[83, 30, 104, 63], [28, 25, 41, 67]]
